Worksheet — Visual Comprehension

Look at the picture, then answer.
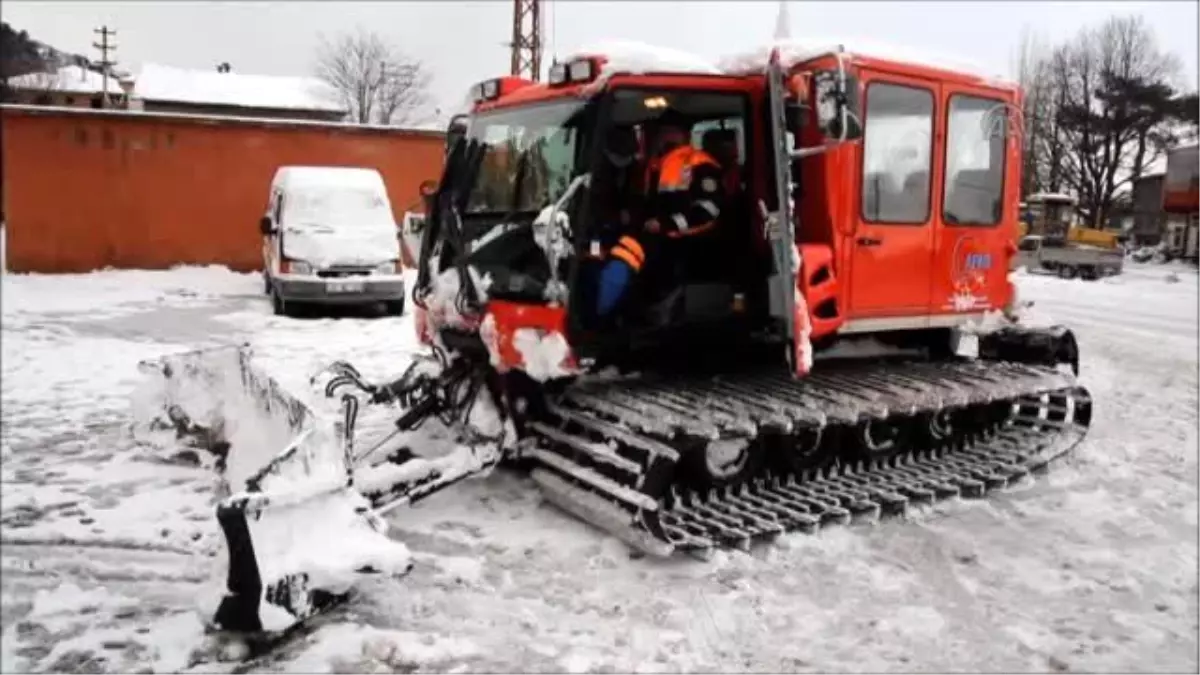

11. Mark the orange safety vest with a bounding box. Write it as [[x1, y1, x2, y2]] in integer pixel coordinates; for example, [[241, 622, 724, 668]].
[[640, 145, 721, 195], [654, 145, 720, 193]]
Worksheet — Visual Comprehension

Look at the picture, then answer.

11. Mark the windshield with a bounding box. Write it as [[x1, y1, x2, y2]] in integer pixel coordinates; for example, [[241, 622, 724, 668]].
[[464, 100, 586, 215], [284, 187, 395, 231]]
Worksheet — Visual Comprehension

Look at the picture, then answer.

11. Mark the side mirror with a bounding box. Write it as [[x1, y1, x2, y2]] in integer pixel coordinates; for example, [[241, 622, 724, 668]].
[[807, 70, 863, 142], [259, 216, 273, 236]]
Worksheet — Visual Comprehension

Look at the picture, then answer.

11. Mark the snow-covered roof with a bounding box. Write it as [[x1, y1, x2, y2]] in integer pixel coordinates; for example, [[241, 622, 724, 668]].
[[564, 40, 722, 77], [271, 166, 386, 192], [717, 38, 1016, 88], [132, 63, 345, 114], [5, 65, 125, 96]]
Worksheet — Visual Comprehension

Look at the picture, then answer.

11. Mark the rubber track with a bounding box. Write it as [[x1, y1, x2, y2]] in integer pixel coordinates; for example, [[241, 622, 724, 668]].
[[527, 358, 1093, 556]]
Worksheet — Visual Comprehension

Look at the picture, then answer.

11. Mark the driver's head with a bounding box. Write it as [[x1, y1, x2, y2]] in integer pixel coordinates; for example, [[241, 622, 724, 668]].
[[651, 109, 690, 155], [604, 125, 638, 169]]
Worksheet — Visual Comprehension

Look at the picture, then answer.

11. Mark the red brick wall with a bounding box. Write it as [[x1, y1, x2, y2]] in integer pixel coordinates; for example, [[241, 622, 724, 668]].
[[1, 106, 445, 272]]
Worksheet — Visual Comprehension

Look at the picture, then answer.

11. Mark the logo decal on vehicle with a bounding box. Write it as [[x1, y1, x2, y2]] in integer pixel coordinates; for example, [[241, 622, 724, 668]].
[[946, 235, 991, 312]]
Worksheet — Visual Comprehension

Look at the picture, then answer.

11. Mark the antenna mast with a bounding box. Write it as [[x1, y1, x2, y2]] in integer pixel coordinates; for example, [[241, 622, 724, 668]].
[[510, 0, 543, 82]]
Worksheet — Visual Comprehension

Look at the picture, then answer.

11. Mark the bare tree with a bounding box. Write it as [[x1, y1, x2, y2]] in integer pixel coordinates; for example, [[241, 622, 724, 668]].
[[1014, 26, 1060, 196], [314, 27, 433, 126], [1020, 14, 1193, 227]]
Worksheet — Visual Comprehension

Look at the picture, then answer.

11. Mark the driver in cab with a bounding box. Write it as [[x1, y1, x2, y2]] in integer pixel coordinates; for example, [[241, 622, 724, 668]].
[[596, 109, 727, 319]]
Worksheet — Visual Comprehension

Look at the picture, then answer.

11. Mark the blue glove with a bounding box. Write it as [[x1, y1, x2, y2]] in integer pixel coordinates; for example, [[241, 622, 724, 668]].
[[596, 258, 633, 317]]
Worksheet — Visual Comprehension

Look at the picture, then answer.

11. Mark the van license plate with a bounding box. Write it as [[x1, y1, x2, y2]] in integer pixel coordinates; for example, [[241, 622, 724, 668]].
[[328, 280, 364, 293]]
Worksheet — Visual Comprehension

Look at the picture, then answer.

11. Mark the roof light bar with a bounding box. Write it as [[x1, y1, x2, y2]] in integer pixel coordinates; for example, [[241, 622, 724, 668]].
[[472, 78, 502, 103], [548, 58, 598, 87]]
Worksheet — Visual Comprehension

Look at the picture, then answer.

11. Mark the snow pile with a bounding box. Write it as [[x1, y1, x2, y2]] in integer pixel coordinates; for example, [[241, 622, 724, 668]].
[[717, 37, 1014, 87], [133, 62, 344, 113], [512, 328, 576, 382], [243, 489, 413, 633], [422, 266, 493, 337], [287, 624, 479, 673], [0, 265, 254, 329], [3, 259, 1198, 673], [6, 64, 126, 95], [129, 343, 354, 495]]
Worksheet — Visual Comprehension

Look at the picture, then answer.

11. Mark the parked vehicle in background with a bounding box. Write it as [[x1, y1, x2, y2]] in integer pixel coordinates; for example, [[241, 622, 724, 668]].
[[260, 166, 406, 316], [1016, 235, 1124, 279]]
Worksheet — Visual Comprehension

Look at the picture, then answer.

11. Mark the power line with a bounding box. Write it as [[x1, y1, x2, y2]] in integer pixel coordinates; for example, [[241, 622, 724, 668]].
[[92, 25, 117, 108]]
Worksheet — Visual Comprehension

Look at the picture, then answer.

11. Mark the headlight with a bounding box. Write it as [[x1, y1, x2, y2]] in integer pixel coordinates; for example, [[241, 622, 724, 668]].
[[374, 261, 397, 274], [288, 261, 312, 275]]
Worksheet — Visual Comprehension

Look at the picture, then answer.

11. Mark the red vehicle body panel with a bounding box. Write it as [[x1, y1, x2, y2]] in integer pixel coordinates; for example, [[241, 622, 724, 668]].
[[426, 49, 1023, 365]]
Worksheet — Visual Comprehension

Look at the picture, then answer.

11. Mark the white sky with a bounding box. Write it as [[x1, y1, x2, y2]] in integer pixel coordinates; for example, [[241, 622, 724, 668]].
[[5, 0, 1197, 124]]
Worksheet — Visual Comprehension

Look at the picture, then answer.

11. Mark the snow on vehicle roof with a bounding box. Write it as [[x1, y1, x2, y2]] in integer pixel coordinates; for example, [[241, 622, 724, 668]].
[[717, 38, 1016, 88], [6, 65, 125, 96], [564, 40, 723, 77], [133, 63, 345, 113], [272, 166, 386, 191]]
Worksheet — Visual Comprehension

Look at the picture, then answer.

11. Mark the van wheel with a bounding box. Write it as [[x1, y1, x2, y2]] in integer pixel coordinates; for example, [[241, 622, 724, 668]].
[[1058, 265, 1077, 280], [384, 299, 405, 316], [1081, 266, 1098, 281]]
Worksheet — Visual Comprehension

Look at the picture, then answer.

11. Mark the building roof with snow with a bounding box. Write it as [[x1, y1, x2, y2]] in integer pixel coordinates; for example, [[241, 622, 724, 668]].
[[5, 65, 126, 96], [131, 63, 346, 118]]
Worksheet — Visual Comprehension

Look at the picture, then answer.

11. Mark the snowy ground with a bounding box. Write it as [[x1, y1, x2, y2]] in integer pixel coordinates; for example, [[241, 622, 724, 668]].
[[2, 263, 1197, 673]]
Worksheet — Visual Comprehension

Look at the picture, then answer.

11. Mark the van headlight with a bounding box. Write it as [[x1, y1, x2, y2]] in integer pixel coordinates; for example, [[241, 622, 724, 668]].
[[287, 260, 312, 275], [374, 261, 397, 274]]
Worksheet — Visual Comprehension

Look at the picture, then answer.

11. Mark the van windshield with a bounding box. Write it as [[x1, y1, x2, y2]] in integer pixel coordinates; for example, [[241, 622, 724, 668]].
[[284, 187, 394, 231]]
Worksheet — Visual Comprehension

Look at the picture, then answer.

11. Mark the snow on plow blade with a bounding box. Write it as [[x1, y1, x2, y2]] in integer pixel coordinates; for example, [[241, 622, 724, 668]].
[[132, 344, 413, 635]]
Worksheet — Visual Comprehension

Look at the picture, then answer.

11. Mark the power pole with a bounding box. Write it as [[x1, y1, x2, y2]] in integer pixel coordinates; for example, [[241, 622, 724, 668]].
[[92, 25, 117, 108], [510, 0, 542, 82]]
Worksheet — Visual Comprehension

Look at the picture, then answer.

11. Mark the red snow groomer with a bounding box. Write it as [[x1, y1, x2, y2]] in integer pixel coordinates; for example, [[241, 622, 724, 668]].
[[136, 42, 1093, 637]]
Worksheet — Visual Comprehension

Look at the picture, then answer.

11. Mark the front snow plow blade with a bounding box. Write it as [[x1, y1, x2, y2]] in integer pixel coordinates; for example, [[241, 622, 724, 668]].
[[131, 344, 413, 636]]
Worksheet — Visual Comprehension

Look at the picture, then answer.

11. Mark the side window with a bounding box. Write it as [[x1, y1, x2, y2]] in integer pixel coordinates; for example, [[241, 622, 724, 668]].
[[944, 95, 1007, 226], [691, 117, 745, 166], [521, 126, 576, 210], [860, 82, 934, 224], [274, 193, 284, 223]]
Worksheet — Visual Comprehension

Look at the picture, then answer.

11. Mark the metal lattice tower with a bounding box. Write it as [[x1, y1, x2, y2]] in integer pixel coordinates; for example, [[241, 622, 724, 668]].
[[510, 0, 543, 82]]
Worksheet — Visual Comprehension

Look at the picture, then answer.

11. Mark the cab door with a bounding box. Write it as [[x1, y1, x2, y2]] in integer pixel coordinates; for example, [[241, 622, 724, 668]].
[[931, 85, 1017, 313], [847, 72, 941, 318]]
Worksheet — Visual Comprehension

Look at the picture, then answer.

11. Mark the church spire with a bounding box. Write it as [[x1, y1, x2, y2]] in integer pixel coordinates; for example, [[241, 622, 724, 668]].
[[773, 0, 791, 40]]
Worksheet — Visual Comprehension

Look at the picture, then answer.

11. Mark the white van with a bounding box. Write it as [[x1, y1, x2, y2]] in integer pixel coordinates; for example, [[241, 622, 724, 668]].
[[260, 166, 406, 316]]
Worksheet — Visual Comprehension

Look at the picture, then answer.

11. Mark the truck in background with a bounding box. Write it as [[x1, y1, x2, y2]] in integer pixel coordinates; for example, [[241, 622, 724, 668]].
[[1016, 234, 1124, 279]]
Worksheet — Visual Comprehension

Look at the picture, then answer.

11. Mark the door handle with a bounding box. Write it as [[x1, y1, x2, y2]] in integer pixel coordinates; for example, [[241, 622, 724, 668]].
[[857, 236, 883, 247]]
